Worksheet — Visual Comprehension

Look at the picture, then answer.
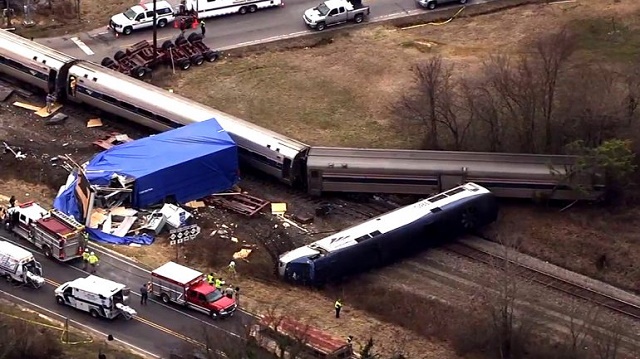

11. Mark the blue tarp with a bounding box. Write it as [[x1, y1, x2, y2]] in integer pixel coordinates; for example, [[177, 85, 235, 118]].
[[53, 173, 155, 245], [85, 119, 239, 209]]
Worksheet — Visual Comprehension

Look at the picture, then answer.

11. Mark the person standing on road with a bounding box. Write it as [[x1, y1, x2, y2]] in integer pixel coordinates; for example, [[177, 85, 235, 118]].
[[200, 20, 206, 37], [334, 299, 342, 318], [140, 283, 149, 305], [179, 18, 186, 36], [82, 249, 90, 270], [224, 284, 234, 299], [88, 252, 99, 274], [234, 286, 240, 306]]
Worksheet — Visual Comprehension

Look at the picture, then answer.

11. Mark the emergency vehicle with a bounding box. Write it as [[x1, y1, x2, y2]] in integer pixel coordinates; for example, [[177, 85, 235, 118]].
[[184, 0, 283, 19], [248, 316, 355, 359], [0, 240, 44, 288], [151, 261, 237, 319], [54, 275, 137, 320], [3, 202, 87, 262]]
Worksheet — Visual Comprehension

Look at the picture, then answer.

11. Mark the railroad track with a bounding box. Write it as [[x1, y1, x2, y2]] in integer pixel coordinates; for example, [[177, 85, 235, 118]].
[[446, 241, 640, 320]]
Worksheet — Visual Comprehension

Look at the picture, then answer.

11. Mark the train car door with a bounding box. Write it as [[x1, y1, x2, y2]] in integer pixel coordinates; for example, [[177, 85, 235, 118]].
[[47, 69, 57, 94]]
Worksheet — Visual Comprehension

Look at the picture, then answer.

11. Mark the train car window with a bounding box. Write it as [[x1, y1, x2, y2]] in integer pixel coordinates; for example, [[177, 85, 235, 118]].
[[428, 194, 447, 203], [102, 95, 117, 104], [354, 235, 370, 243], [431, 207, 442, 213], [369, 230, 382, 237], [444, 187, 465, 196], [120, 101, 136, 111], [33, 56, 37, 61]]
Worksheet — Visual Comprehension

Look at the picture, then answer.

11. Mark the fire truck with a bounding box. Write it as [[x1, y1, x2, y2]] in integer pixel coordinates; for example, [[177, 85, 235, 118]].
[[2, 202, 87, 262], [151, 261, 237, 319]]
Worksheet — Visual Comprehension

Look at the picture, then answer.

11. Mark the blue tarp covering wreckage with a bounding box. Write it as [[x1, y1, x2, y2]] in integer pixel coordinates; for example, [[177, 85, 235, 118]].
[[86, 119, 239, 208], [53, 119, 239, 245]]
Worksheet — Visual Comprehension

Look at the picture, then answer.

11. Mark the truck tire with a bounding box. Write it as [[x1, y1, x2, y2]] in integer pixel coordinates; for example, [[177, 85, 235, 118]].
[[42, 245, 52, 258], [133, 67, 146, 78], [158, 19, 168, 28], [90, 309, 99, 318], [316, 22, 326, 31], [56, 296, 65, 305], [354, 14, 364, 23], [204, 51, 219, 62], [178, 59, 191, 71], [175, 36, 188, 46], [161, 40, 174, 50], [209, 310, 219, 319], [114, 50, 126, 62], [238, 6, 248, 14], [427, 2, 436, 9], [248, 5, 257, 13], [190, 54, 204, 66], [101, 57, 115, 67], [188, 33, 203, 43], [123, 26, 133, 35], [5, 274, 12, 283], [161, 293, 170, 304]]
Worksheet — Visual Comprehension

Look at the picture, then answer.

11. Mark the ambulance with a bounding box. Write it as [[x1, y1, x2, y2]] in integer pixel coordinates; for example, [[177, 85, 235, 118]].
[[54, 275, 137, 320]]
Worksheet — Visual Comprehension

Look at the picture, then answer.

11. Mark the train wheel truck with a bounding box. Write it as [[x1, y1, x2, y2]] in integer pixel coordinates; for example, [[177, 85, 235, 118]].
[[150, 261, 237, 319], [3, 202, 87, 262], [0, 240, 45, 288]]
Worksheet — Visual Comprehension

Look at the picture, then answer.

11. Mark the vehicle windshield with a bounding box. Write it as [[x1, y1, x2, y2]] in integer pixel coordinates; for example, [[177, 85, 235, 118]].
[[316, 3, 330, 15], [205, 289, 224, 303], [123, 8, 137, 20]]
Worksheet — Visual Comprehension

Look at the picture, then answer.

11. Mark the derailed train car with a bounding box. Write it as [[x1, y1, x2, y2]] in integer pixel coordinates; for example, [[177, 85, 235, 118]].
[[278, 183, 498, 286]]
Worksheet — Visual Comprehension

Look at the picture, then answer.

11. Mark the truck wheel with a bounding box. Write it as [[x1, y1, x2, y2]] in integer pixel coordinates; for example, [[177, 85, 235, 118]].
[[238, 6, 248, 14], [90, 309, 99, 318], [123, 26, 133, 35], [204, 51, 219, 62], [101, 57, 114, 67], [190, 55, 204, 66], [161, 40, 174, 50], [354, 14, 364, 23], [316, 22, 326, 31], [248, 5, 257, 13], [158, 19, 168, 28], [5, 274, 12, 283], [175, 36, 188, 46], [209, 310, 219, 319], [178, 59, 191, 71], [161, 293, 170, 304], [56, 296, 65, 305], [188, 33, 203, 42], [133, 67, 146, 78], [114, 50, 126, 62], [43, 246, 52, 258], [427, 2, 436, 9]]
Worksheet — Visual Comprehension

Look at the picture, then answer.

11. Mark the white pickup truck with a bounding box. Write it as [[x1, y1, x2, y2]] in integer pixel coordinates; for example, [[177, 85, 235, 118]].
[[303, 0, 370, 31], [109, 0, 176, 35]]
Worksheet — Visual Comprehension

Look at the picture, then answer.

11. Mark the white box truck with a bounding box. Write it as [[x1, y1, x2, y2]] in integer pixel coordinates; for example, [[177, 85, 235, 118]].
[[0, 240, 44, 288], [54, 275, 137, 320]]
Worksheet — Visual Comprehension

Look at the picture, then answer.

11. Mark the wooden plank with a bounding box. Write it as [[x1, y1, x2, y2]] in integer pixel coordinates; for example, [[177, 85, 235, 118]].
[[35, 103, 63, 117], [12, 101, 40, 111]]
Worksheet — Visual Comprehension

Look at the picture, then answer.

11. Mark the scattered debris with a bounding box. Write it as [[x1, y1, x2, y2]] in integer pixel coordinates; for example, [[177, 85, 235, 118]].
[[2, 142, 26, 160], [159, 203, 193, 228], [185, 200, 205, 209], [35, 103, 63, 117], [12, 101, 40, 111], [93, 133, 134, 150], [87, 118, 103, 128], [233, 248, 252, 260], [0, 79, 32, 97], [292, 212, 314, 224], [204, 192, 270, 217], [46, 113, 68, 125], [271, 202, 287, 216]]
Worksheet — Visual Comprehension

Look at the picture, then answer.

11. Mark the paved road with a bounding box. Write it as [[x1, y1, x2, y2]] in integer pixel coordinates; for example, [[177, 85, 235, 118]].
[[36, 0, 488, 60], [0, 232, 257, 357]]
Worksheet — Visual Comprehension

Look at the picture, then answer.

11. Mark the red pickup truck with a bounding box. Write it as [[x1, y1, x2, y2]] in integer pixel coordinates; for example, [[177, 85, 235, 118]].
[[150, 261, 236, 319]]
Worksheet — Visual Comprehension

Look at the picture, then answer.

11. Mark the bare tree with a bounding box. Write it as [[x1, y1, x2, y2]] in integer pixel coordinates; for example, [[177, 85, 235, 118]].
[[532, 27, 576, 152]]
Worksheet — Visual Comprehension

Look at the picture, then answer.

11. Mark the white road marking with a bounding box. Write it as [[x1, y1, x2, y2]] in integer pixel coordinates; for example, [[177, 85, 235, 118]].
[[70, 36, 95, 56], [0, 289, 161, 359]]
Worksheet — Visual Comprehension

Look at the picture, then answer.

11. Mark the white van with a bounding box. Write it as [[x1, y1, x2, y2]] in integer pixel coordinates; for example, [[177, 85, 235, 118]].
[[0, 240, 44, 288], [54, 275, 137, 320], [109, 1, 176, 35]]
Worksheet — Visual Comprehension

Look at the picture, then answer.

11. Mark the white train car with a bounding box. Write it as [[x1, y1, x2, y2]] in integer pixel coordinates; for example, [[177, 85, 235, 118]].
[[279, 183, 498, 286]]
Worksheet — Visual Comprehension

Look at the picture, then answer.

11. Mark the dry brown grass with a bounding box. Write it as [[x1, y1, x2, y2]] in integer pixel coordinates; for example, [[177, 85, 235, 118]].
[[165, 0, 640, 149]]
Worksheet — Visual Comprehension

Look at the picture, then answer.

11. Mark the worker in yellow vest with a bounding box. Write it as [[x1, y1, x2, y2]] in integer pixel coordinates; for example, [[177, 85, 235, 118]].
[[207, 273, 214, 285], [214, 278, 224, 289], [335, 299, 343, 318], [87, 252, 99, 274], [82, 249, 90, 270]]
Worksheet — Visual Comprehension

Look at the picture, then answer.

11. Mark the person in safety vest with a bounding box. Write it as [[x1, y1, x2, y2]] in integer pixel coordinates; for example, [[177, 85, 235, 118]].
[[335, 299, 342, 318], [207, 272, 214, 285], [88, 252, 99, 274], [82, 249, 90, 270], [214, 278, 224, 289]]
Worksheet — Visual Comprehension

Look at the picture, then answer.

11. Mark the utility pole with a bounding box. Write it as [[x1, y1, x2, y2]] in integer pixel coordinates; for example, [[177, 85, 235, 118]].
[[152, 0, 157, 59]]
